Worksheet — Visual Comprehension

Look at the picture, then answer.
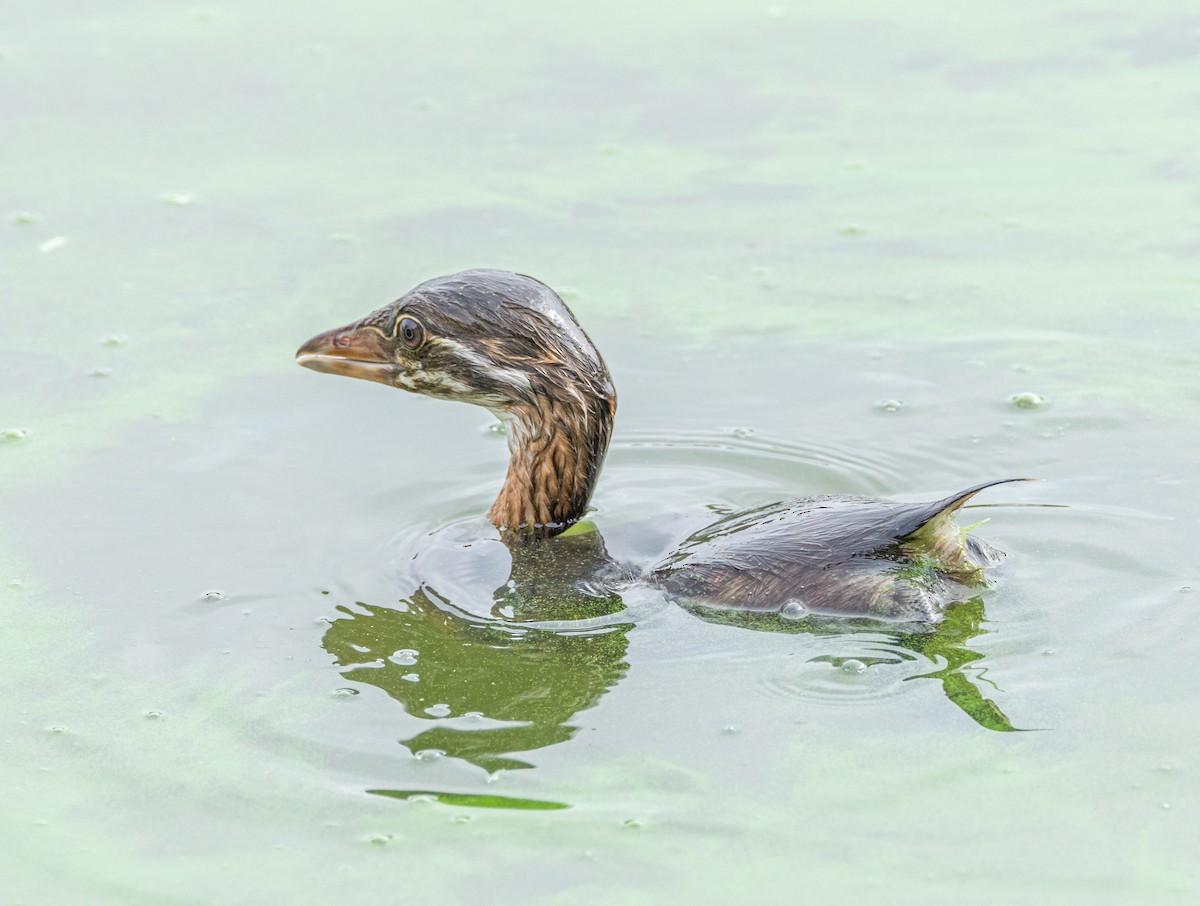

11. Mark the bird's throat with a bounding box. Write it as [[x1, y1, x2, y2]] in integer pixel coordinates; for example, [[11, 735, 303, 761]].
[[488, 393, 614, 539]]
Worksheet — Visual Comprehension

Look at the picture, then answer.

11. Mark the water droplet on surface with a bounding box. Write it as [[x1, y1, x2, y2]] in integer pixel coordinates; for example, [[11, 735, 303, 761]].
[[143, 710, 164, 720], [780, 601, 806, 619], [424, 703, 451, 718], [415, 749, 445, 763], [38, 236, 67, 254], [875, 398, 905, 413], [331, 687, 359, 698], [841, 659, 867, 675], [485, 422, 506, 436], [1010, 391, 1045, 410], [2, 428, 29, 443], [389, 648, 418, 666], [159, 192, 195, 206], [10, 211, 38, 226]]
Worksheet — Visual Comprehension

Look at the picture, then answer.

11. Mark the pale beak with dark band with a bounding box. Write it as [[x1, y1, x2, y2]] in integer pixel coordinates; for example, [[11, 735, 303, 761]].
[[295, 321, 397, 386]]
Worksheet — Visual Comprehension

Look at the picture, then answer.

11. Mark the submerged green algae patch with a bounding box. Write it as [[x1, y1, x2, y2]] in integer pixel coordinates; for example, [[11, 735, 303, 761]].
[[367, 789, 570, 811]]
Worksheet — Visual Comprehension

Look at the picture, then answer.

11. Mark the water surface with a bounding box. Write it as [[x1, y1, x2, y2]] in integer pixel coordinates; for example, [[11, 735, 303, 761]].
[[3, 2, 1199, 903]]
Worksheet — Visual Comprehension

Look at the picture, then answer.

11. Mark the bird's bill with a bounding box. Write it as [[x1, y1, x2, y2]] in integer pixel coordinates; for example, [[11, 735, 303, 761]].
[[295, 321, 397, 386]]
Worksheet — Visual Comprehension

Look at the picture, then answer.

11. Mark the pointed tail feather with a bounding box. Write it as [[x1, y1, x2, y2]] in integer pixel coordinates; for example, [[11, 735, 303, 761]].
[[900, 478, 1036, 579]]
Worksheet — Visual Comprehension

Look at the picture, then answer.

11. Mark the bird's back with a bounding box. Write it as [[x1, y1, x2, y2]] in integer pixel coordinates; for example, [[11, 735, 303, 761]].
[[649, 480, 1023, 621]]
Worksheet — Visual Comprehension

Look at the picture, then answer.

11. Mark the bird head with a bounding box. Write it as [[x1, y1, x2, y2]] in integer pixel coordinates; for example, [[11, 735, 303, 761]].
[[296, 269, 613, 421]]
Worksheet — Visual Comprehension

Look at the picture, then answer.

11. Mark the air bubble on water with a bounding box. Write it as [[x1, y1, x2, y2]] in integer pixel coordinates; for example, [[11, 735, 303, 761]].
[[781, 601, 806, 619], [38, 236, 67, 254], [413, 98, 438, 112], [2, 428, 28, 443], [101, 334, 129, 347], [1010, 391, 1045, 410], [144, 710, 164, 720], [329, 232, 359, 243], [731, 427, 755, 439], [401, 673, 419, 683], [1180, 586, 1192, 593], [841, 659, 867, 675], [838, 223, 866, 236], [452, 815, 472, 825], [875, 399, 905, 413], [415, 749, 444, 763], [10, 211, 38, 226], [1042, 648, 1056, 656], [48, 726, 66, 735], [390, 649, 418, 666], [331, 687, 359, 698], [203, 590, 225, 601], [159, 192, 196, 206], [89, 367, 112, 378], [424, 703, 451, 718], [462, 711, 484, 722], [364, 833, 393, 846], [485, 422, 506, 436], [623, 818, 646, 829], [722, 725, 740, 735]]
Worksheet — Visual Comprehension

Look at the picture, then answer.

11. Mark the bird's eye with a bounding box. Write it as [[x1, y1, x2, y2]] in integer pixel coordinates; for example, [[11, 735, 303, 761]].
[[397, 317, 424, 349]]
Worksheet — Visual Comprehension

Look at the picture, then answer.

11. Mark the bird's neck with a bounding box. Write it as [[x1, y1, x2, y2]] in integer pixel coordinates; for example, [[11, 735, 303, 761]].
[[489, 389, 615, 538]]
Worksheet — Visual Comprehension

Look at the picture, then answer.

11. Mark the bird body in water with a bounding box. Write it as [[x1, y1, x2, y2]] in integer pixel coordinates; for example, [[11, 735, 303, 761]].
[[297, 269, 1026, 623]]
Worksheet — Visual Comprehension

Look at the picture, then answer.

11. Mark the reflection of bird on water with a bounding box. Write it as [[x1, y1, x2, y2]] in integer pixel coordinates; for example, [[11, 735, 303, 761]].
[[324, 593, 631, 773], [297, 268, 1028, 621]]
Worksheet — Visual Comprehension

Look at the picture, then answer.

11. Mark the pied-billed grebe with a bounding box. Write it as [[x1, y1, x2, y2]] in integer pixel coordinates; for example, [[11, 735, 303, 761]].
[[297, 269, 1027, 622]]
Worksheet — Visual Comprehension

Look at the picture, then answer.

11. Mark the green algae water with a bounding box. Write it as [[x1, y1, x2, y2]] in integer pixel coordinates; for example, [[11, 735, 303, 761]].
[[3, 2, 1199, 903]]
